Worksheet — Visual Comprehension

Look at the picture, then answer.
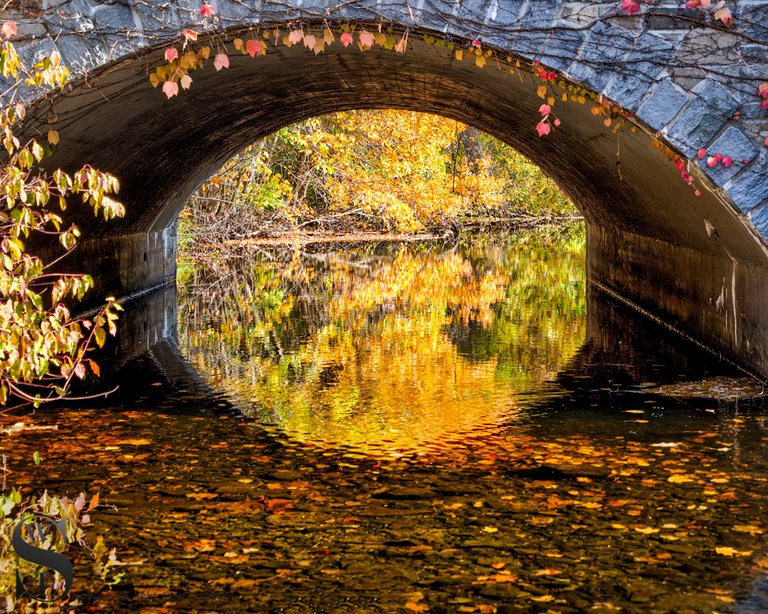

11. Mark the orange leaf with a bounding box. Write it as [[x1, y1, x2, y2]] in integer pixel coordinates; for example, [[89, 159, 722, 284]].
[[182, 29, 199, 42]]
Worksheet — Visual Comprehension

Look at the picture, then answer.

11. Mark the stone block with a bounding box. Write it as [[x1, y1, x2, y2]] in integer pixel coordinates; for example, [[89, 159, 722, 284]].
[[15, 37, 59, 68], [92, 3, 137, 35], [738, 1, 768, 41], [637, 78, 688, 132], [698, 126, 760, 186], [44, 0, 94, 34], [603, 63, 658, 110], [566, 62, 612, 93], [631, 29, 684, 64], [666, 79, 739, 156], [644, 6, 704, 30], [726, 152, 768, 213], [749, 202, 768, 237], [56, 33, 110, 74], [539, 27, 584, 72], [580, 20, 634, 64], [130, 0, 180, 32], [16, 20, 48, 39], [515, 0, 559, 28]]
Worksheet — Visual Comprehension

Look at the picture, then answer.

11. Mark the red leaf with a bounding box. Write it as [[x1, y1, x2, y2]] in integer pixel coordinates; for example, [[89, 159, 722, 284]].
[[164, 47, 179, 63], [697, 148, 707, 159], [200, 2, 215, 17], [539, 104, 551, 116], [722, 156, 733, 167], [182, 29, 199, 42], [620, 0, 642, 15], [706, 156, 718, 168], [303, 34, 316, 50], [246, 39, 263, 57], [340, 32, 354, 47], [536, 121, 551, 137], [554, 118, 561, 127]]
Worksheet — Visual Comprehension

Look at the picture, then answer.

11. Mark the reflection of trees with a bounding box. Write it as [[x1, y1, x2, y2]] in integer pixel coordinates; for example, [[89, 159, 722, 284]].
[[178, 229, 586, 448]]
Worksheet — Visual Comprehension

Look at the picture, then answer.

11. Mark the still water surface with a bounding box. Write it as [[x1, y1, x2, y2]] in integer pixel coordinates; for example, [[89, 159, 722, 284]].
[[2, 228, 767, 612]]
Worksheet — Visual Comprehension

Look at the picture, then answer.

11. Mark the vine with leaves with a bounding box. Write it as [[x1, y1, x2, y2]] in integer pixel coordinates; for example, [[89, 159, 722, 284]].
[[147, 1, 766, 202], [0, 21, 125, 408]]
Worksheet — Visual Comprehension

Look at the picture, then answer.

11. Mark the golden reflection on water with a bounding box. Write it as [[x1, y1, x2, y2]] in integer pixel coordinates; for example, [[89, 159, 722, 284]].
[[178, 229, 587, 449]]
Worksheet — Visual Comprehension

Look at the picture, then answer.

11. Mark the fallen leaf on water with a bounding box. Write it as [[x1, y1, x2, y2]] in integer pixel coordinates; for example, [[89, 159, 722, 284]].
[[634, 527, 659, 535], [475, 573, 518, 584], [115, 438, 152, 446], [264, 498, 293, 513], [732, 525, 764, 535], [667, 474, 695, 483], [531, 595, 555, 602], [405, 592, 429, 612], [716, 546, 753, 556]]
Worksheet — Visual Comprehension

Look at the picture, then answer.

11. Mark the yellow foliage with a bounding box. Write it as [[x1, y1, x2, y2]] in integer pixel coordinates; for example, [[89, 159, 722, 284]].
[[322, 110, 507, 231]]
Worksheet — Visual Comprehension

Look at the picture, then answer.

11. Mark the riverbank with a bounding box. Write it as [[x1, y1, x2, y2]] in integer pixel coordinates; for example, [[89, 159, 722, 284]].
[[181, 215, 584, 251]]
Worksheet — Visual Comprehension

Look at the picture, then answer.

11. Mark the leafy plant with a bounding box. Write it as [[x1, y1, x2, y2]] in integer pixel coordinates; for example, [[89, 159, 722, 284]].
[[181, 110, 574, 240], [0, 477, 123, 610], [0, 22, 124, 407]]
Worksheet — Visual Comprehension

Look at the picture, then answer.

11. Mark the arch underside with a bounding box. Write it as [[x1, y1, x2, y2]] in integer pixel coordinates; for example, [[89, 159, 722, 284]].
[[26, 32, 768, 376]]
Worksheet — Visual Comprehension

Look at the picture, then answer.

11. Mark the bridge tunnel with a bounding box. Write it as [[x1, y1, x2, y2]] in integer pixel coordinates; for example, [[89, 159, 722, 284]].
[[21, 24, 768, 376]]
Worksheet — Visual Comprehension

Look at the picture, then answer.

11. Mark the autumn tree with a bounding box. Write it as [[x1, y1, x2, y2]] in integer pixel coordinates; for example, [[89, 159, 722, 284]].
[[181, 110, 574, 241]]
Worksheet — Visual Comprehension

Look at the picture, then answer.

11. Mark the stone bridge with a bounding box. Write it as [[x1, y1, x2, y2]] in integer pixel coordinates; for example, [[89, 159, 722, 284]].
[[5, 0, 768, 374]]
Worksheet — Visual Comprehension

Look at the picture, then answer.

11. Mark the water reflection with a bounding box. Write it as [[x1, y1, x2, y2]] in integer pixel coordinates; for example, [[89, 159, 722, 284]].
[[2, 228, 767, 611], [178, 228, 587, 449]]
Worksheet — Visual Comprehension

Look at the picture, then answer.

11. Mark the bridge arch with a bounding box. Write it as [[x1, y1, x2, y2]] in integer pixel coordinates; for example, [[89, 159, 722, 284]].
[[9, 0, 768, 374]]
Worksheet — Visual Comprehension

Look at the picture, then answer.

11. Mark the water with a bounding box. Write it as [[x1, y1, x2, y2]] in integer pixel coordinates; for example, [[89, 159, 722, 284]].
[[178, 229, 588, 451], [2, 228, 767, 612]]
